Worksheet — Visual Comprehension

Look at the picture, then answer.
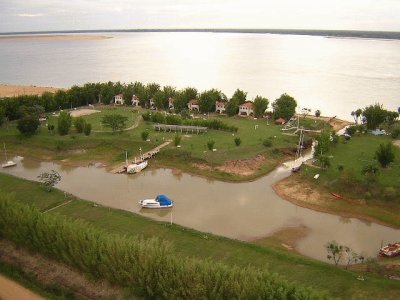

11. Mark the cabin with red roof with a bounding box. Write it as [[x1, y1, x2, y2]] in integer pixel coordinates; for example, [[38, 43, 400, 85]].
[[275, 118, 287, 125], [215, 101, 226, 114], [188, 99, 199, 111], [238, 102, 254, 116], [114, 94, 124, 105]]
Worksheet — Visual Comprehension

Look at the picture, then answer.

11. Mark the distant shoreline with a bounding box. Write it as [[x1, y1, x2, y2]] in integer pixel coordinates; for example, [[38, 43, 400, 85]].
[[0, 34, 112, 41], [0, 29, 400, 40]]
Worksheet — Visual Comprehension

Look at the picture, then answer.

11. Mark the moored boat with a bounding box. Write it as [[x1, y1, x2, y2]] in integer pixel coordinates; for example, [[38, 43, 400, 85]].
[[127, 160, 148, 174], [1, 160, 17, 168], [379, 242, 400, 257], [139, 194, 174, 208]]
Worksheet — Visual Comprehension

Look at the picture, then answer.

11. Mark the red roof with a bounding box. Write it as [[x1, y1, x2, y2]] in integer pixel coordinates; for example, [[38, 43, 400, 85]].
[[132, 95, 139, 100], [275, 118, 287, 124], [189, 99, 199, 105], [216, 101, 226, 107], [239, 102, 253, 109], [115, 94, 123, 97]]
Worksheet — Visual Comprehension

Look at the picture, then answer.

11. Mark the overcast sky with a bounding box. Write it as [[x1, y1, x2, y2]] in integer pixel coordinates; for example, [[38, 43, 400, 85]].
[[1, 0, 400, 33]]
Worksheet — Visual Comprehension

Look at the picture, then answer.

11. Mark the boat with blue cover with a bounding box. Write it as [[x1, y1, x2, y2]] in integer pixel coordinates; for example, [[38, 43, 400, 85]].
[[139, 194, 174, 208]]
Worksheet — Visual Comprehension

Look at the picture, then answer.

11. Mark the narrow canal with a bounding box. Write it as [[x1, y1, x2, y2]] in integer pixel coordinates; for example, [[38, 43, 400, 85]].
[[1, 156, 398, 262]]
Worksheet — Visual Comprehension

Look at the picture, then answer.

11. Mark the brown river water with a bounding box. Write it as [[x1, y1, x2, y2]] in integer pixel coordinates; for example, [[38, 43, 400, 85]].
[[1, 156, 399, 262]]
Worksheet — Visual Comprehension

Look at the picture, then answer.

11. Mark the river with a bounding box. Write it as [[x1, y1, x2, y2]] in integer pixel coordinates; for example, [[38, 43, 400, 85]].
[[1, 156, 398, 262], [1, 32, 400, 120]]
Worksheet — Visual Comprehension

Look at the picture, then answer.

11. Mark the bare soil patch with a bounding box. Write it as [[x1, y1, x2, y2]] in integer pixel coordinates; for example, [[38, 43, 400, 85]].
[[192, 154, 269, 176], [393, 140, 400, 148], [0, 239, 129, 299], [69, 108, 101, 117], [0, 274, 43, 300], [304, 115, 353, 132], [0, 84, 62, 97]]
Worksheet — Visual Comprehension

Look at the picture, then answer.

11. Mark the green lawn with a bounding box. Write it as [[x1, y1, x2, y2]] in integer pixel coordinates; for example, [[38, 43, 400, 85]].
[[303, 134, 400, 203], [1, 173, 400, 299]]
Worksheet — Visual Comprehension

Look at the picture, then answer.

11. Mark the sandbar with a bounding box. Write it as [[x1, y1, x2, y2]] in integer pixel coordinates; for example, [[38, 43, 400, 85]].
[[0, 84, 62, 97], [0, 35, 112, 41]]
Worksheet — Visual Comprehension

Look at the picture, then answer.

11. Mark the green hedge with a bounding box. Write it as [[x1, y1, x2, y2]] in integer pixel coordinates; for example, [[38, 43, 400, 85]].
[[0, 194, 327, 299], [143, 111, 238, 133]]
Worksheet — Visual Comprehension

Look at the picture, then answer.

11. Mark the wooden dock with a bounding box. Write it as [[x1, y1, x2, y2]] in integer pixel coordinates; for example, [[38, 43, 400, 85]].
[[110, 141, 171, 174]]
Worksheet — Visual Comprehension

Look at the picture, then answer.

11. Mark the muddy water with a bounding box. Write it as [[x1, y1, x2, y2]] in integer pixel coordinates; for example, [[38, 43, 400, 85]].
[[1, 156, 399, 262]]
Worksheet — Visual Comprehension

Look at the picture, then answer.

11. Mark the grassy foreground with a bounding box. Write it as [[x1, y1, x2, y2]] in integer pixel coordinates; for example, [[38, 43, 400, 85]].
[[1, 173, 400, 299]]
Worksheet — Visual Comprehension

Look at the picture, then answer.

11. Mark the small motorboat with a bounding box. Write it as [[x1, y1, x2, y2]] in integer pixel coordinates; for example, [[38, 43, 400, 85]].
[[127, 160, 148, 174], [379, 242, 400, 257], [139, 194, 174, 208], [1, 160, 17, 168]]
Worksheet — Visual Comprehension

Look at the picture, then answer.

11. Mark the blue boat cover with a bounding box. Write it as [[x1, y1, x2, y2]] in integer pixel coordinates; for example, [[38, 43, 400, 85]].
[[155, 194, 173, 206]]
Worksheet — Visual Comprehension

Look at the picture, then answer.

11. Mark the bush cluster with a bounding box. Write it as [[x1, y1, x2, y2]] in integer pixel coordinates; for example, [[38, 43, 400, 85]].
[[0, 195, 326, 299], [142, 112, 238, 132]]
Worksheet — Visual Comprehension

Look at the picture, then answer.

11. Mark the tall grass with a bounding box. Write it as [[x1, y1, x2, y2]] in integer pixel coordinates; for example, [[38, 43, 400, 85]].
[[0, 193, 327, 299]]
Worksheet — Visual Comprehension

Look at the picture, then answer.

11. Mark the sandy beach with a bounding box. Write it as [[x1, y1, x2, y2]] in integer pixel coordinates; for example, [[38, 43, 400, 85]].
[[0, 34, 112, 41], [0, 84, 62, 97]]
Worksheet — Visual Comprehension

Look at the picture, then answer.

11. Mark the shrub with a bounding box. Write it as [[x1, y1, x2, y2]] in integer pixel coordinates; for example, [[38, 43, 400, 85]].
[[84, 123, 92, 136], [74, 117, 86, 133], [57, 111, 72, 136], [142, 112, 151, 121], [345, 126, 356, 136], [375, 142, 395, 168], [207, 140, 215, 150], [141, 131, 149, 141], [234, 137, 241, 146], [17, 115, 40, 136], [391, 128, 400, 139], [263, 139, 273, 147], [47, 124, 55, 134], [174, 134, 182, 146], [337, 164, 344, 171]]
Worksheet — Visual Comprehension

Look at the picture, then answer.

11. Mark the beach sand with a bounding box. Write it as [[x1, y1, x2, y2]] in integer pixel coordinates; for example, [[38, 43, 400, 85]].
[[0, 84, 62, 97], [0, 35, 112, 41]]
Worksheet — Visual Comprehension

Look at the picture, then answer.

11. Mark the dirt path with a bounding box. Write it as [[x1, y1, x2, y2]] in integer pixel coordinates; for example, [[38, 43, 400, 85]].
[[0, 275, 43, 300]]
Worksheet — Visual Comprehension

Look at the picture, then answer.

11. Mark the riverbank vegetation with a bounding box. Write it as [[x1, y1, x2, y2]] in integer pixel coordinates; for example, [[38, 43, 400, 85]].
[[1, 173, 400, 299]]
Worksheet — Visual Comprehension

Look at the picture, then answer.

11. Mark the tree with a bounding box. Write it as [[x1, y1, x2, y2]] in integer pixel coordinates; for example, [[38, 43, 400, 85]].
[[17, 115, 40, 136], [207, 140, 215, 150], [57, 111, 72, 135], [47, 124, 55, 135], [37, 170, 61, 192], [363, 103, 388, 130], [141, 131, 149, 141], [101, 114, 128, 133], [74, 117, 86, 133], [375, 142, 395, 168], [272, 93, 297, 120], [84, 123, 92, 136], [315, 110, 321, 117], [325, 241, 344, 266], [199, 89, 222, 113], [174, 134, 182, 146], [225, 98, 239, 116], [253, 96, 269, 118], [0, 106, 6, 126], [234, 137, 241, 146], [314, 131, 331, 158], [231, 89, 247, 105]]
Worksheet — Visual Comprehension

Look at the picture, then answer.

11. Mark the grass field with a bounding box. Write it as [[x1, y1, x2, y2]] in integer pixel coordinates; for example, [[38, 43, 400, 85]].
[[303, 134, 400, 203], [1, 173, 400, 299]]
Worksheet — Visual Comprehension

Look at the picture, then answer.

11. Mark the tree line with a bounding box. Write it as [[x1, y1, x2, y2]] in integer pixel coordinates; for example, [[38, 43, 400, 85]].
[[0, 81, 298, 123], [0, 194, 327, 299]]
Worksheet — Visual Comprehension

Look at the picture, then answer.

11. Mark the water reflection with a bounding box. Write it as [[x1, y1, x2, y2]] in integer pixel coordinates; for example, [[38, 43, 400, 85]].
[[1, 155, 399, 262]]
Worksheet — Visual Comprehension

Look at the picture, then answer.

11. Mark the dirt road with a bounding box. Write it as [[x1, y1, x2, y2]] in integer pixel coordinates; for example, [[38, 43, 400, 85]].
[[0, 275, 43, 300]]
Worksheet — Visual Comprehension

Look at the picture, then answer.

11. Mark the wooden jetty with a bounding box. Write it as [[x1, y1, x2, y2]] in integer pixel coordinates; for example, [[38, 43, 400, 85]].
[[154, 124, 207, 134], [110, 141, 171, 174]]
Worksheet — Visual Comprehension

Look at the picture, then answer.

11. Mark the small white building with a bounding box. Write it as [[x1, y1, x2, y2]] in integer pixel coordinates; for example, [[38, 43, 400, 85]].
[[215, 101, 226, 114], [238, 102, 254, 116], [114, 94, 124, 105], [149, 98, 156, 109], [168, 97, 175, 110], [188, 99, 199, 111], [132, 95, 139, 107]]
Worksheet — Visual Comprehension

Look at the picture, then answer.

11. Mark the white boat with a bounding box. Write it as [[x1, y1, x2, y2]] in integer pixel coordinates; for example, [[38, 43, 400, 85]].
[[127, 160, 148, 174], [139, 194, 174, 208], [2, 143, 16, 168]]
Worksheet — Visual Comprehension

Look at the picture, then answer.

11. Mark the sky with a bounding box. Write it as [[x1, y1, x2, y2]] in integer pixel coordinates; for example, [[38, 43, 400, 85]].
[[1, 0, 400, 33]]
